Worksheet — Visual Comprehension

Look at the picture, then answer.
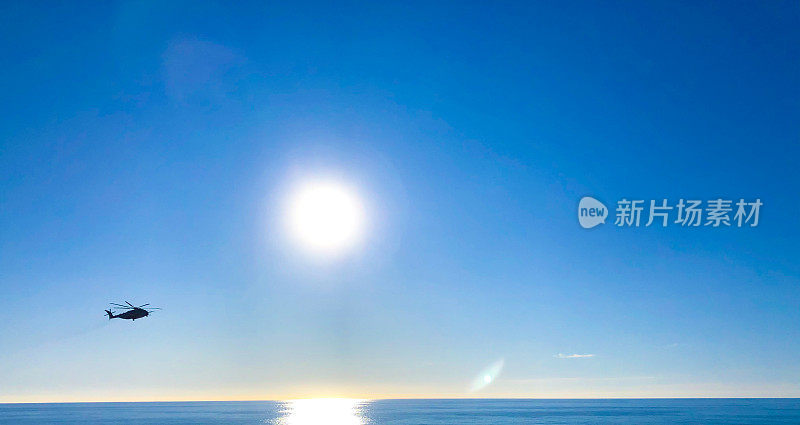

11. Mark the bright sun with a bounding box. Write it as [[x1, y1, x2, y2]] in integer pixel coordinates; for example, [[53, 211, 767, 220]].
[[286, 180, 366, 255]]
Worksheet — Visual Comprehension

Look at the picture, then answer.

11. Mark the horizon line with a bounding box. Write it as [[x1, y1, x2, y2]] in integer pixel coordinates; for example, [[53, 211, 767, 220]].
[[3, 396, 800, 405]]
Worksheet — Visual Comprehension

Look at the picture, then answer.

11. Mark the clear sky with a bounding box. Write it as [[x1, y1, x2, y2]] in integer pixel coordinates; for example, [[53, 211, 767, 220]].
[[1, 1, 799, 402]]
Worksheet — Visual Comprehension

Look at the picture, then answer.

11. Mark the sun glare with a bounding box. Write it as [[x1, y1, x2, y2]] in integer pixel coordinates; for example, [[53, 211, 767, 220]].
[[277, 399, 366, 425], [286, 180, 366, 255]]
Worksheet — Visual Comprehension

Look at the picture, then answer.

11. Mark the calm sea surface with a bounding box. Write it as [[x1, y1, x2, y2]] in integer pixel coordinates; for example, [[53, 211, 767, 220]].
[[1, 399, 799, 424]]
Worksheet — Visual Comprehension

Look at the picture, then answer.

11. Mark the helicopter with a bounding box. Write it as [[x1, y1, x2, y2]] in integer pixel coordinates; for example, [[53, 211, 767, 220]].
[[105, 302, 161, 321]]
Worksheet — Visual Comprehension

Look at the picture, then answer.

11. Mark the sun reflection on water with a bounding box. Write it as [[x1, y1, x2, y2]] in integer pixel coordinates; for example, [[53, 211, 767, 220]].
[[275, 398, 367, 425]]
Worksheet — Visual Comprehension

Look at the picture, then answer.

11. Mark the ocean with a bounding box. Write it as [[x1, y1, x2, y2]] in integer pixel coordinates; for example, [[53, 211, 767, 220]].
[[1, 398, 799, 424]]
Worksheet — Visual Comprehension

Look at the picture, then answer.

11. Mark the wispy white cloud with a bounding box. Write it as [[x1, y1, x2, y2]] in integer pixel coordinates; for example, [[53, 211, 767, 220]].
[[508, 375, 656, 384], [555, 353, 595, 359]]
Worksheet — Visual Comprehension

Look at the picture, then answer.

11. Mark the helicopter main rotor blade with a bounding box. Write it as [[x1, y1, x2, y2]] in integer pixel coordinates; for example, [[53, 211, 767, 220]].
[[137, 304, 150, 308], [126, 301, 135, 308], [110, 303, 131, 308]]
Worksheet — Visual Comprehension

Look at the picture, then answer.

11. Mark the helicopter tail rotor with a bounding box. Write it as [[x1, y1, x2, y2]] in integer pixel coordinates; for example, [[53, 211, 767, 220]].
[[105, 310, 114, 320]]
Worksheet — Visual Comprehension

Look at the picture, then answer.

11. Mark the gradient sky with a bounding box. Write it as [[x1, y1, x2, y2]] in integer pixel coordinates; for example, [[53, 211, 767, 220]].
[[1, 1, 799, 402]]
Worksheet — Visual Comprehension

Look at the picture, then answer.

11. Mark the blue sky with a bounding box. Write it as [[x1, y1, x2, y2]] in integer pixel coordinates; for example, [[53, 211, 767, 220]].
[[1, 1, 799, 401]]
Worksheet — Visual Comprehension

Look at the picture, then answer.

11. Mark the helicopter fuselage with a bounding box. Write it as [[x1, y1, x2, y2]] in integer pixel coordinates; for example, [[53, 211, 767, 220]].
[[113, 308, 149, 320], [106, 302, 159, 321]]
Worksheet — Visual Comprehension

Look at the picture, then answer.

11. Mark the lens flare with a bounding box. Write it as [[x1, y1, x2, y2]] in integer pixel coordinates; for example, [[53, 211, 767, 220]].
[[470, 358, 504, 392]]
